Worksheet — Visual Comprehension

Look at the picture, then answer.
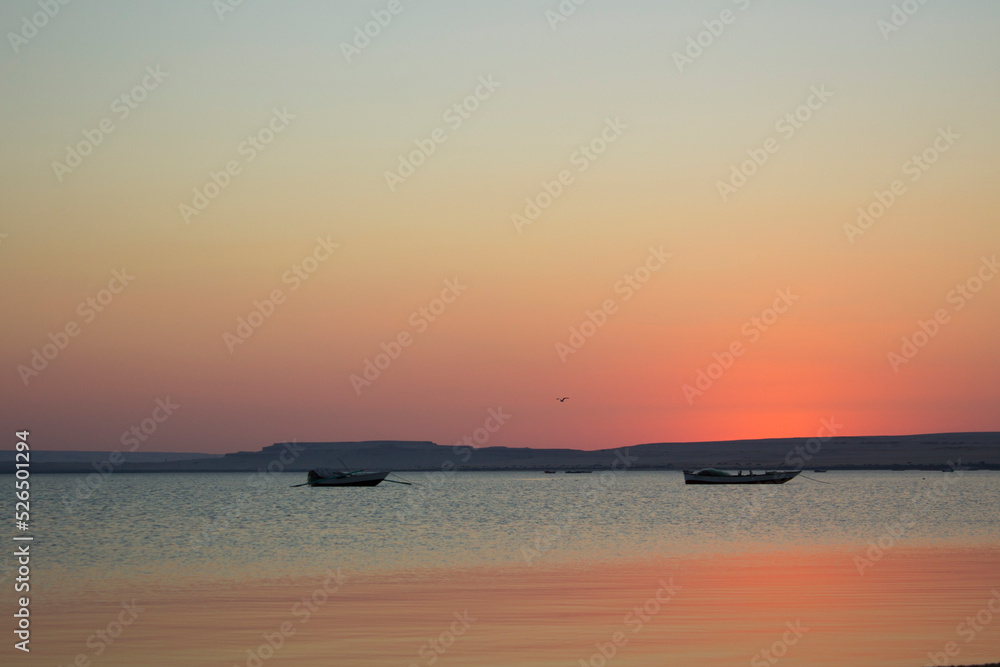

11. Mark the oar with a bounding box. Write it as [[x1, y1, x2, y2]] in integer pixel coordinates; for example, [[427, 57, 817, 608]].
[[289, 481, 312, 488], [389, 473, 420, 486], [382, 478, 412, 486], [799, 474, 834, 485]]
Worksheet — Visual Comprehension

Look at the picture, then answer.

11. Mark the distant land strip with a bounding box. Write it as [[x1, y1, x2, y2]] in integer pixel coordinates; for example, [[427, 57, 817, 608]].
[[2, 432, 998, 474]]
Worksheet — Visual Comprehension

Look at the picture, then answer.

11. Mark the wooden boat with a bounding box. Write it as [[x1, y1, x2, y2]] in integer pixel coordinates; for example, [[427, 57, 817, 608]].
[[682, 468, 800, 485], [303, 469, 390, 487]]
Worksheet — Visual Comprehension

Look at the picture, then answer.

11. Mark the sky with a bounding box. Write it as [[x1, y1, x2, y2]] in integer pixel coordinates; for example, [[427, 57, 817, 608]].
[[2, 0, 999, 453]]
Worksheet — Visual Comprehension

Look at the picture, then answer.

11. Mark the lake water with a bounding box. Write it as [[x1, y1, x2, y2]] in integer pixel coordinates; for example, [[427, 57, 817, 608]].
[[15, 470, 1000, 666]]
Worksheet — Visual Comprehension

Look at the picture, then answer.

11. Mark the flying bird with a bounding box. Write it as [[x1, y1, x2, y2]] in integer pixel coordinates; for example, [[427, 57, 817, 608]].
[[556, 397, 569, 402]]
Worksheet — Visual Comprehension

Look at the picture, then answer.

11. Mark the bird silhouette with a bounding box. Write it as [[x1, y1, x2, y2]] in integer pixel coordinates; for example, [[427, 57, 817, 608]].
[[556, 397, 569, 402]]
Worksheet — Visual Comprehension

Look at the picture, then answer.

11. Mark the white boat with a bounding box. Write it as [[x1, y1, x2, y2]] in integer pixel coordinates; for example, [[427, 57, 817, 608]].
[[303, 469, 390, 487], [682, 468, 800, 485]]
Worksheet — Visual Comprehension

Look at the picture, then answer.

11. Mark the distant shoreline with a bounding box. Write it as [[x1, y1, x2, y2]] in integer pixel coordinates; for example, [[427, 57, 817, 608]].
[[4, 464, 1000, 475], [3, 431, 997, 475]]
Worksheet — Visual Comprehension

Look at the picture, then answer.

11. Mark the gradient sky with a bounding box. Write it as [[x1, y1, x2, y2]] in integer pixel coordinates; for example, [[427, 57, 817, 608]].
[[2, 0, 999, 453]]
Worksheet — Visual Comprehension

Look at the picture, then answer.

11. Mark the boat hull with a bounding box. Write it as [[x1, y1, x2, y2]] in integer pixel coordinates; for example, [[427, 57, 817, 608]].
[[683, 471, 800, 485], [308, 472, 389, 487]]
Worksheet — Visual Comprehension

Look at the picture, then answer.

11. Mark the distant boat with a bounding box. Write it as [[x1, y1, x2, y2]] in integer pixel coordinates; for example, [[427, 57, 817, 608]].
[[813, 469, 828, 473], [301, 468, 390, 487], [543, 470, 559, 474], [682, 468, 801, 485], [566, 470, 593, 474]]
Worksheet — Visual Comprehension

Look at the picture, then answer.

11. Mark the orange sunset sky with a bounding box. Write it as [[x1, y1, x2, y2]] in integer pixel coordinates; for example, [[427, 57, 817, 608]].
[[2, 0, 999, 453]]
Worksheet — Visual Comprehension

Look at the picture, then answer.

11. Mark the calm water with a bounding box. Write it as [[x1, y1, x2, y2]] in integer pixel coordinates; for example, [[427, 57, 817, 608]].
[[14, 470, 1000, 666], [31, 470, 1000, 588]]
